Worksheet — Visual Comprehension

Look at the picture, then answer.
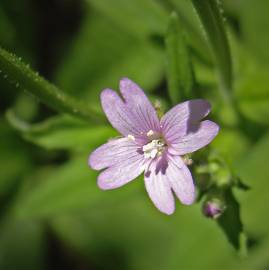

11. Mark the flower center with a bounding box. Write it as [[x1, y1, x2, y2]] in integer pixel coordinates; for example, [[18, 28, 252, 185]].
[[142, 130, 166, 159], [127, 130, 166, 159], [142, 139, 165, 159]]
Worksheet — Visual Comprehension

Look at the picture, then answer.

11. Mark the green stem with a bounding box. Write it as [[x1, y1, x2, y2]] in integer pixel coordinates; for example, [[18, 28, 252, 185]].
[[0, 47, 105, 123]]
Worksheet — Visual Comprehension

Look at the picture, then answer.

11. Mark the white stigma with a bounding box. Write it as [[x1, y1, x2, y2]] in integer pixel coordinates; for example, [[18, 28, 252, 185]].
[[142, 139, 165, 159]]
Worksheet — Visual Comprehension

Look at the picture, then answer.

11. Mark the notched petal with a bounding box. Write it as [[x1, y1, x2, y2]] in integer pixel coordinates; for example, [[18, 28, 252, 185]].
[[144, 159, 175, 215], [167, 156, 196, 205], [88, 138, 141, 170], [97, 156, 145, 190], [161, 99, 212, 144], [100, 79, 160, 140], [169, 120, 220, 155]]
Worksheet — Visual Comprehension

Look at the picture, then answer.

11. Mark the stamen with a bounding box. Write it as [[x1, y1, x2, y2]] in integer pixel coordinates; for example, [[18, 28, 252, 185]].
[[147, 130, 154, 137]]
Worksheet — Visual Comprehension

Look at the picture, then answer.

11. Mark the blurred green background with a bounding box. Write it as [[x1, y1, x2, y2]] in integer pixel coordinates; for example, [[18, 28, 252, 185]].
[[1, 0, 269, 269]]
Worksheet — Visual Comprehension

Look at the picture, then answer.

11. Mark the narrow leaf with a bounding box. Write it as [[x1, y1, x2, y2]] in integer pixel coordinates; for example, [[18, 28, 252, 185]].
[[0, 47, 105, 122], [6, 111, 116, 152], [191, 0, 233, 101], [165, 12, 193, 103]]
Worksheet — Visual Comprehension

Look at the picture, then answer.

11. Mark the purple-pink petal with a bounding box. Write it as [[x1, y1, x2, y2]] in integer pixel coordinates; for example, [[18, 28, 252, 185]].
[[89, 137, 145, 190], [101, 79, 160, 141], [101, 89, 142, 139], [144, 153, 196, 214], [161, 99, 211, 144], [97, 155, 145, 190], [166, 155, 196, 205], [89, 138, 141, 170], [144, 158, 175, 215], [168, 120, 219, 155], [119, 78, 160, 133]]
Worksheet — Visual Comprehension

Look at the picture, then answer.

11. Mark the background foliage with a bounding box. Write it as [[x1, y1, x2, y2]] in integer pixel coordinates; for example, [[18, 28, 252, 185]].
[[0, 0, 269, 269]]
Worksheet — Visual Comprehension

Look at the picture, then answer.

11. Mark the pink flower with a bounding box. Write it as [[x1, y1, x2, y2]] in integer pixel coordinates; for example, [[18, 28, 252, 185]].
[[89, 78, 219, 215]]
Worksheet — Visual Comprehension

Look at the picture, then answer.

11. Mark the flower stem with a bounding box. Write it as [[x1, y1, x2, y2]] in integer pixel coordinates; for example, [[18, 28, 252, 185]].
[[0, 47, 106, 123]]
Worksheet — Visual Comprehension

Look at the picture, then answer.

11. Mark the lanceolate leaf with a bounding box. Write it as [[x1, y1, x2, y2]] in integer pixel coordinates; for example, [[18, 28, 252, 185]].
[[165, 12, 193, 103], [0, 47, 105, 122], [6, 111, 116, 152], [191, 0, 233, 102]]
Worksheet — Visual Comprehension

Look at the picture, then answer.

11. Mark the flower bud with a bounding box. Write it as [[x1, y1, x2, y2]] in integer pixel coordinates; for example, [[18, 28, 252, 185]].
[[202, 199, 225, 219]]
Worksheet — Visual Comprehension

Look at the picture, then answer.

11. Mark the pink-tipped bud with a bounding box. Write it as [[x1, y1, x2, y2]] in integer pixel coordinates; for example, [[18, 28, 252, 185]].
[[202, 199, 225, 219]]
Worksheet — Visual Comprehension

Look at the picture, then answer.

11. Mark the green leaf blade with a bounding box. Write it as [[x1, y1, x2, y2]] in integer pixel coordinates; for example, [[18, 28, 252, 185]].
[[217, 189, 247, 253], [165, 12, 193, 103], [6, 111, 116, 152], [191, 0, 233, 101]]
